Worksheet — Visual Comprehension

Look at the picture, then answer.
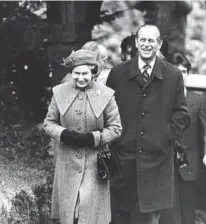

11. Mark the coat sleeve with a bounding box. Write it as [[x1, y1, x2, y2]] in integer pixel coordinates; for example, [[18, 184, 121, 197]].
[[43, 95, 66, 142], [165, 72, 191, 141], [199, 96, 206, 154], [91, 96, 122, 147]]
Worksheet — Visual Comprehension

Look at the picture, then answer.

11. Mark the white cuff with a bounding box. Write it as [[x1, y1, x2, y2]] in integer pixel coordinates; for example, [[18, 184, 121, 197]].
[[203, 154, 206, 167], [92, 131, 101, 147]]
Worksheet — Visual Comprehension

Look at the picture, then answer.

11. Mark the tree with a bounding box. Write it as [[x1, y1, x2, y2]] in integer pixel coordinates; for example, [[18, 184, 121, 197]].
[[0, 1, 52, 124]]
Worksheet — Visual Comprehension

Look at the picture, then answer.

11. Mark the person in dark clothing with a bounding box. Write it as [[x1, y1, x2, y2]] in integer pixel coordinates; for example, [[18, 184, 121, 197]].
[[160, 52, 206, 224], [120, 34, 138, 62], [107, 24, 190, 224]]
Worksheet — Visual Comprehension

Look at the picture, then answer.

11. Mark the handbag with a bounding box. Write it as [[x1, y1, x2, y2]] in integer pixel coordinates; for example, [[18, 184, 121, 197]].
[[97, 150, 121, 180], [174, 139, 189, 169]]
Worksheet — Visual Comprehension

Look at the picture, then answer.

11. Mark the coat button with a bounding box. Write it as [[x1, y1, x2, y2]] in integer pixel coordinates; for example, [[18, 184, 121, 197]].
[[78, 92, 85, 100], [141, 112, 145, 117], [76, 154, 82, 159], [140, 131, 144, 136], [76, 110, 82, 115], [96, 89, 101, 96], [143, 93, 147, 98], [139, 149, 143, 154]]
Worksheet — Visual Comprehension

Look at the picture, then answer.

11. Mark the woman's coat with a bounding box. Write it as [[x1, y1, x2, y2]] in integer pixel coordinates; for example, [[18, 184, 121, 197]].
[[44, 81, 122, 224]]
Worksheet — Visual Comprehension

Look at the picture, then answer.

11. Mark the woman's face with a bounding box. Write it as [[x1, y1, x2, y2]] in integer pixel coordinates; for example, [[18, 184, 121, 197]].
[[72, 65, 92, 89]]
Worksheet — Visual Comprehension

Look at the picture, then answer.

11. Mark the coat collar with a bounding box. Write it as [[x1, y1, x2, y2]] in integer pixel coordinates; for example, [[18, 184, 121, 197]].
[[128, 56, 164, 80], [53, 81, 114, 118]]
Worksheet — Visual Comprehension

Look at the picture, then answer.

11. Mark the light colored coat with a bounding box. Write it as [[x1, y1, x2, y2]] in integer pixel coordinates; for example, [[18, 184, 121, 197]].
[[44, 81, 122, 224]]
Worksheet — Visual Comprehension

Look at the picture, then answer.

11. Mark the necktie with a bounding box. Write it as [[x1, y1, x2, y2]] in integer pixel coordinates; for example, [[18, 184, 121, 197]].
[[142, 64, 151, 82]]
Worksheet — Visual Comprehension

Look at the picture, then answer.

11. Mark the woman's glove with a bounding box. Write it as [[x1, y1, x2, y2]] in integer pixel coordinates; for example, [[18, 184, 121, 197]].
[[60, 129, 79, 145], [60, 129, 94, 147], [76, 132, 94, 147]]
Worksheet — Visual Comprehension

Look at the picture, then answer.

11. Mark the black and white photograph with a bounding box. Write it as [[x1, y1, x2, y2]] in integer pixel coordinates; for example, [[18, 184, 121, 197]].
[[0, 1, 206, 224]]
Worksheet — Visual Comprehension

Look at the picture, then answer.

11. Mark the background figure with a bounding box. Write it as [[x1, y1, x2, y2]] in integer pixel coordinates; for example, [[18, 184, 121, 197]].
[[62, 41, 111, 84], [120, 34, 137, 62], [81, 41, 111, 84], [160, 53, 206, 224], [107, 24, 190, 224], [44, 49, 122, 224]]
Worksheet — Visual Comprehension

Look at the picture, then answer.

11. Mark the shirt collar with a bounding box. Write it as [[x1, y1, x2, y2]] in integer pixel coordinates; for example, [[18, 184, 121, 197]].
[[138, 56, 156, 71], [184, 87, 187, 97]]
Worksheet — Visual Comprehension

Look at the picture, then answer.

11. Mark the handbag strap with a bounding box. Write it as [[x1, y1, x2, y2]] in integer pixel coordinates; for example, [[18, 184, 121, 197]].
[[100, 153, 111, 176]]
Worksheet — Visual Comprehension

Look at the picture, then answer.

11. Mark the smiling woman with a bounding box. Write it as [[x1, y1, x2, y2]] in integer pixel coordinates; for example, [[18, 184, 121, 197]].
[[72, 65, 93, 89], [43, 49, 122, 224]]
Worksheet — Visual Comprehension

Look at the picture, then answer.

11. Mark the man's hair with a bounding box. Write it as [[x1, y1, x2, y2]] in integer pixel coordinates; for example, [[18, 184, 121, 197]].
[[136, 24, 162, 42], [172, 52, 191, 72]]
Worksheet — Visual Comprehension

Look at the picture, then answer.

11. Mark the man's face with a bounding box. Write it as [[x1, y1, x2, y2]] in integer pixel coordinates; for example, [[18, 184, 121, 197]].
[[177, 64, 188, 86], [136, 26, 162, 62]]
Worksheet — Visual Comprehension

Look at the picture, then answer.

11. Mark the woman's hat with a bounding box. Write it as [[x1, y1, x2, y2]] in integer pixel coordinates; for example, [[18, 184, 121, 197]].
[[62, 49, 97, 69]]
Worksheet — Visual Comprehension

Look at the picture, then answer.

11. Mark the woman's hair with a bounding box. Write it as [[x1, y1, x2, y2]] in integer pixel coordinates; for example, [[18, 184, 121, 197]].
[[82, 41, 99, 53], [81, 41, 108, 70], [171, 52, 191, 72]]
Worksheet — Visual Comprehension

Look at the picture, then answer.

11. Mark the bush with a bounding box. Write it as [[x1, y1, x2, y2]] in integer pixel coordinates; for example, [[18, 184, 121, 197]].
[[0, 121, 55, 223]]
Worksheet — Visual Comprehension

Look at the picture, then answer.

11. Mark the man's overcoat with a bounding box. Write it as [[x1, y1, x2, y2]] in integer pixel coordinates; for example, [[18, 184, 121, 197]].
[[44, 81, 122, 224], [106, 56, 190, 213]]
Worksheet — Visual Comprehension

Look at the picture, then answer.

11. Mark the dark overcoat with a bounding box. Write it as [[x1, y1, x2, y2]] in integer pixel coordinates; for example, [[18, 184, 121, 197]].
[[106, 56, 190, 213], [159, 91, 206, 224], [179, 92, 206, 181]]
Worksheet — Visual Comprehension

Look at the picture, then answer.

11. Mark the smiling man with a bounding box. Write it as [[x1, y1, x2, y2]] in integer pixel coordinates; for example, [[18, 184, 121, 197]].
[[106, 24, 191, 224]]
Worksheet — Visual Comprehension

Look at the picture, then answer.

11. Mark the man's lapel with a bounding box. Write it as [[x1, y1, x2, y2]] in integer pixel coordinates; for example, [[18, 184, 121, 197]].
[[150, 57, 164, 80], [128, 56, 144, 86], [128, 56, 165, 88], [143, 57, 164, 90]]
